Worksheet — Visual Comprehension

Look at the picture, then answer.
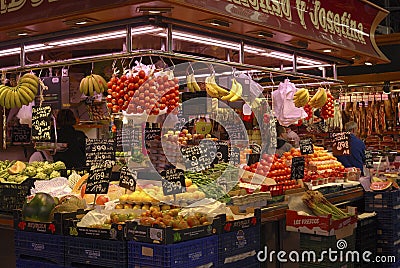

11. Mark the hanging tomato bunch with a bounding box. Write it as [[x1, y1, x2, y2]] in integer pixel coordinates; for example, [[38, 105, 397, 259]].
[[126, 72, 180, 115], [106, 69, 148, 114], [320, 91, 334, 119], [303, 104, 313, 120]]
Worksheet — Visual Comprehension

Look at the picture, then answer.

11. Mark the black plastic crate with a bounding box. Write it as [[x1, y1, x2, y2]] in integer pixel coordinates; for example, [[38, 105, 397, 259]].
[[365, 190, 400, 210], [128, 235, 218, 268], [376, 224, 400, 245], [65, 236, 127, 268], [0, 178, 35, 214], [356, 216, 377, 251], [374, 208, 400, 230], [14, 231, 65, 265], [300, 233, 356, 252], [16, 258, 64, 268], [218, 225, 260, 268]]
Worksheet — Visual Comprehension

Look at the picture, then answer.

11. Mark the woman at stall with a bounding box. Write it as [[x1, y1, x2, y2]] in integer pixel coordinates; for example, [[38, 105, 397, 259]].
[[53, 109, 87, 168], [276, 125, 293, 157]]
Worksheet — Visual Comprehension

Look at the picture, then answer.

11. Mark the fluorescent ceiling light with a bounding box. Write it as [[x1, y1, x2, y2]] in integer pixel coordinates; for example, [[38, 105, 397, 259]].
[[0, 47, 20, 57]]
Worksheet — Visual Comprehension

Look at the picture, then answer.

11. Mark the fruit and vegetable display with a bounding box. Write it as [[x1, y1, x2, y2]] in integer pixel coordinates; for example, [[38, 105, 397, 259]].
[[0, 160, 66, 182], [79, 73, 108, 96], [301, 190, 350, 220], [0, 73, 39, 109]]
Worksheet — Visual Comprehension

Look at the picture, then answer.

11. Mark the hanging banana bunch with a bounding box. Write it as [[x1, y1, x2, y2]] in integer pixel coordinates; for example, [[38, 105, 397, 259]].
[[0, 73, 39, 109], [79, 74, 108, 96]]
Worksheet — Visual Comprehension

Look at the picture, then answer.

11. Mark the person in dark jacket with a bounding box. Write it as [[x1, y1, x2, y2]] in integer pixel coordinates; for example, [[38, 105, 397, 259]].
[[53, 109, 87, 168], [335, 121, 365, 173], [275, 125, 293, 157]]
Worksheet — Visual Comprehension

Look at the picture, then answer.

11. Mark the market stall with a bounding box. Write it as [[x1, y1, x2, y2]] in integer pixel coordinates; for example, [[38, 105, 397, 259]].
[[0, 1, 398, 268]]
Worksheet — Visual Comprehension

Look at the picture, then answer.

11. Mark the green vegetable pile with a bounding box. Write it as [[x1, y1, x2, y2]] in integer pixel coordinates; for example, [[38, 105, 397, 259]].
[[302, 190, 351, 220], [0, 160, 66, 183], [185, 163, 239, 203]]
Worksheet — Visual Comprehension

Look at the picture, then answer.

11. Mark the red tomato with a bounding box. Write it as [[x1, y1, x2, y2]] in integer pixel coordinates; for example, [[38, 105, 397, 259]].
[[138, 70, 146, 79], [118, 99, 124, 105], [110, 77, 118, 83], [120, 75, 127, 82], [107, 88, 113, 95], [160, 97, 167, 103], [128, 91, 134, 97], [112, 105, 119, 113], [112, 84, 117, 91], [174, 96, 180, 102], [128, 83, 134, 90], [169, 99, 176, 105], [152, 108, 160, 115], [112, 92, 118, 99], [107, 103, 113, 109], [132, 76, 139, 83], [159, 103, 166, 110], [138, 79, 145, 85], [107, 81, 113, 89], [133, 83, 139, 90]]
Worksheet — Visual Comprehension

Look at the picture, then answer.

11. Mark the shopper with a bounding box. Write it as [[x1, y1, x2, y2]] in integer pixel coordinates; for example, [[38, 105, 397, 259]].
[[335, 121, 366, 173], [285, 127, 300, 147], [275, 125, 293, 157], [53, 109, 87, 168]]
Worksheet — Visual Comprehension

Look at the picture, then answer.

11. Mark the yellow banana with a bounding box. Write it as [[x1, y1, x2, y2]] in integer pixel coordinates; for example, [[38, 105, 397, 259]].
[[229, 79, 243, 102], [4, 89, 12, 109], [79, 76, 89, 95], [93, 74, 108, 93], [0, 87, 10, 107], [186, 74, 195, 92], [205, 76, 219, 97], [16, 86, 31, 106], [19, 85, 36, 102], [221, 78, 237, 101], [87, 76, 94, 96], [20, 82, 38, 95], [12, 89, 22, 108], [91, 75, 102, 94], [21, 73, 39, 84], [310, 87, 327, 108], [192, 74, 201, 91], [209, 75, 229, 97]]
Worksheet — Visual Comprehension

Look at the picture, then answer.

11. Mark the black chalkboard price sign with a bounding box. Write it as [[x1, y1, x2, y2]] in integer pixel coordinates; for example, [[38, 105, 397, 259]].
[[161, 168, 186, 195], [119, 166, 137, 192], [116, 126, 135, 152], [31, 106, 52, 141], [300, 138, 314, 155], [181, 142, 214, 172], [12, 125, 31, 144], [291, 156, 305, 180], [144, 128, 161, 141], [85, 138, 116, 167], [249, 143, 262, 154], [85, 167, 112, 194], [331, 132, 351, 156], [228, 147, 241, 165], [365, 150, 373, 168], [213, 141, 228, 164]]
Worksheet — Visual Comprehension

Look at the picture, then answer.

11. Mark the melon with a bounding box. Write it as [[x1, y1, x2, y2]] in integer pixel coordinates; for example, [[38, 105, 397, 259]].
[[370, 181, 392, 191], [8, 161, 26, 175]]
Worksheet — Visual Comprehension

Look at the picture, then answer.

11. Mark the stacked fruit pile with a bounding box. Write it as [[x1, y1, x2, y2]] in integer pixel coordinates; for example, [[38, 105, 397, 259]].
[[106, 69, 148, 113], [79, 74, 108, 96], [127, 72, 180, 115], [0, 73, 39, 109], [305, 146, 344, 171]]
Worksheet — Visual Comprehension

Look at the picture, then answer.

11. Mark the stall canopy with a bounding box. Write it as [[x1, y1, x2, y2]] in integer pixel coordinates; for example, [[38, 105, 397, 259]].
[[0, 0, 389, 68]]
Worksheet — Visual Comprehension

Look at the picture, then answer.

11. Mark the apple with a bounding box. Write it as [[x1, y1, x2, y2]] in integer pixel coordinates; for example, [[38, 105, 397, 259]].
[[96, 195, 110, 205]]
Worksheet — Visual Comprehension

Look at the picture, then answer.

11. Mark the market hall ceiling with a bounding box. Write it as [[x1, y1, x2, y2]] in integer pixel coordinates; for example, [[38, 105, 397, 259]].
[[0, 0, 391, 69]]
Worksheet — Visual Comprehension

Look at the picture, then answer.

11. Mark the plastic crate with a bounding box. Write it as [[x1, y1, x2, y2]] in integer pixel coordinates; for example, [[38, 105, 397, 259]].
[[65, 236, 127, 268], [0, 178, 35, 214], [14, 231, 65, 265], [356, 216, 377, 251], [300, 233, 356, 252], [218, 225, 260, 268], [128, 235, 218, 268], [365, 190, 400, 211], [16, 258, 64, 268], [373, 208, 400, 230], [376, 223, 400, 245]]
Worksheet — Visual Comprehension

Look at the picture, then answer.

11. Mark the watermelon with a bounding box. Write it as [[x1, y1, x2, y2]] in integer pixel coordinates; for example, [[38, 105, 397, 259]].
[[370, 181, 392, 191]]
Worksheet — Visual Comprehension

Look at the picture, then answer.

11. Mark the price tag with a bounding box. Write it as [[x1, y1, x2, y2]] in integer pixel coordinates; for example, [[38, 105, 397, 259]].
[[85, 167, 112, 194], [12, 125, 31, 144], [249, 143, 262, 154], [228, 147, 241, 165], [119, 166, 137, 191], [365, 150, 373, 168], [331, 132, 351, 156], [374, 93, 382, 101], [300, 138, 314, 155], [144, 128, 161, 141], [212, 141, 228, 164], [181, 142, 214, 172], [85, 139, 116, 167], [291, 156, 305, 180], [31, 106, 52, 141], [116, 126, 135, 152], [161, 168, 186, 195]]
